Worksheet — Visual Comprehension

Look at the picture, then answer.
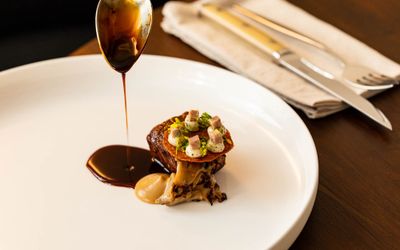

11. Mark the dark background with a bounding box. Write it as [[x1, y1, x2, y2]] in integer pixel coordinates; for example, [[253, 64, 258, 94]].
[[0, 0, 168, 71]]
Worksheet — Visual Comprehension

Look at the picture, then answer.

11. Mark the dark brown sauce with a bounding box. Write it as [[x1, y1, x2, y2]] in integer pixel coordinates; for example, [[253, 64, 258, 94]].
[[86, 145, 169, 188], [89, 1, 155, 188], [121, 73, 130, 144]]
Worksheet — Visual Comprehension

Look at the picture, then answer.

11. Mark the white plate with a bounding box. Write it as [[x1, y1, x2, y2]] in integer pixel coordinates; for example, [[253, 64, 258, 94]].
[[0, 55, 318, 250]]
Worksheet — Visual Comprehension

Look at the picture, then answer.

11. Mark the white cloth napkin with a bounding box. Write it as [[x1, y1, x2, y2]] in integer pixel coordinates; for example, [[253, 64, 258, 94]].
[[161, 0, 400, 118]]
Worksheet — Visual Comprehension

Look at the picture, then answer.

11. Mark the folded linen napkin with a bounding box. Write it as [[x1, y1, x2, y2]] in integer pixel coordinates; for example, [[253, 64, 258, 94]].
[[161, 0, 400, 118]]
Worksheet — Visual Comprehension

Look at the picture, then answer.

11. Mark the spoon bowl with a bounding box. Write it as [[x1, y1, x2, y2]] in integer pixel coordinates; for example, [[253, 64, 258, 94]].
[[95, 0, 152, 73]]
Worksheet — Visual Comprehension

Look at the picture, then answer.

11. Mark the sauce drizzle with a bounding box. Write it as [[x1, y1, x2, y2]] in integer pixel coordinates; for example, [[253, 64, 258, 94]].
[[86, 145, 169, 188]]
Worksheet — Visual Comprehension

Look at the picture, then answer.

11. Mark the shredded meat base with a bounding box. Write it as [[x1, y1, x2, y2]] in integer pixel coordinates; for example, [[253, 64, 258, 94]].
[[155, 161, 227, 206]]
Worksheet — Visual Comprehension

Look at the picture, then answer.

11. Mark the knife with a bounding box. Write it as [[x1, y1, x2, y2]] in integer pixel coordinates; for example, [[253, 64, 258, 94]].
[[200, 4, 392, 130]]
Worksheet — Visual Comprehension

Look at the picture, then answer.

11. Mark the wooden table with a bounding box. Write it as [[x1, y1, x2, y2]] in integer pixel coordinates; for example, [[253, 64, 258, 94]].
[[70, 1, 400, 248]]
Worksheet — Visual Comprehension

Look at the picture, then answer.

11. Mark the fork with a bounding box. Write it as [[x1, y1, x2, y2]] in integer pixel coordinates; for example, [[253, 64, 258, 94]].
[[342, 65, 399, 90], [232, 4, 399, 90]]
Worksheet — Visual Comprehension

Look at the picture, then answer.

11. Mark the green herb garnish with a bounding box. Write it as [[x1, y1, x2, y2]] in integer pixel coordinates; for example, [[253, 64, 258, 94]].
[[200, 136, 208, 157], [170, 118, 189, 134], [176, 136, 189, 153], [198, 112, 212, 129]]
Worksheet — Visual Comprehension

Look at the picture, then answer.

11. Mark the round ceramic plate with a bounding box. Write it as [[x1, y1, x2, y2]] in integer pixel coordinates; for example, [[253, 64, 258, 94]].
[[0, 55, 318, 250]]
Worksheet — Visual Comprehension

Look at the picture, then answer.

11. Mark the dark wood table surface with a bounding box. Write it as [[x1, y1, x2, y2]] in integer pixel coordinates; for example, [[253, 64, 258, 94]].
[[70, 0, 400, 248]]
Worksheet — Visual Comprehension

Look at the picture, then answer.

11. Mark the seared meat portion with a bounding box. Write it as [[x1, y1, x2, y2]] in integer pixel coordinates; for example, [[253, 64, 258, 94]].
[[145, 111, 233, 205]]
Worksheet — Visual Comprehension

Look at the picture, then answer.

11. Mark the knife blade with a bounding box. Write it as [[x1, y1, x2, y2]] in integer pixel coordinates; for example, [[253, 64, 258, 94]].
[[200, 4, 392, 130]]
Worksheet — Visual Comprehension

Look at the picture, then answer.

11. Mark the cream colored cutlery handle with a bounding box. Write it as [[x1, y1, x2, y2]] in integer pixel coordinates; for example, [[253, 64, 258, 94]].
[[232, 4, 326, 51], [200, 4, 288, 59]]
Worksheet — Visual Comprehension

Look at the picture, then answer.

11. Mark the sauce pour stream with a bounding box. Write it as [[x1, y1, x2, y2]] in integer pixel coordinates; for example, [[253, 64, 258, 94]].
[[88, 0, 154, 180]]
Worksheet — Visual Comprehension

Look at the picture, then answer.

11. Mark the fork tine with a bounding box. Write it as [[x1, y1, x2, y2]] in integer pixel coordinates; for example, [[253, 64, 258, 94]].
[[373, 73, 399, 84], [359, 74, 398, 86], [359, 76, 381, 86], [368, 74, 394, 84], [342, 64, 398, 89], [378, 74, 397, 81], [353, 78, 393, 90], [368, 73, 395, 82], [379, 74, 391, 79]]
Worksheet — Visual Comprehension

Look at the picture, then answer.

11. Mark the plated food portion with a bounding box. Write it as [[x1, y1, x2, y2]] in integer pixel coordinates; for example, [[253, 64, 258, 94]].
[[137, 110, 234, 206], [87, 109, 234, 206]]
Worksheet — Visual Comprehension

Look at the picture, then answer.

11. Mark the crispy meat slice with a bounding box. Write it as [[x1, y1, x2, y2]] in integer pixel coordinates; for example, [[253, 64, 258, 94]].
[[146, 112, 232, 173]]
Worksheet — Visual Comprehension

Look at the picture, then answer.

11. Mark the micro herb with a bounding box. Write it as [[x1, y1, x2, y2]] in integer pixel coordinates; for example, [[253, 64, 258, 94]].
[[198, 112, 212, 129], [176, 136, 189, 154], [170, 118, 189, 134], [200, 136, 208, 157], [217, 126, 226, 135]]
